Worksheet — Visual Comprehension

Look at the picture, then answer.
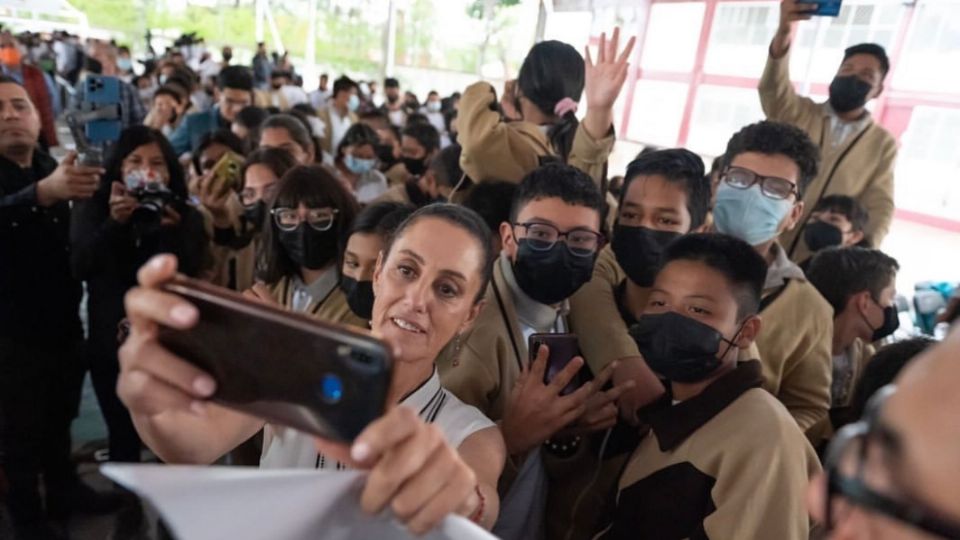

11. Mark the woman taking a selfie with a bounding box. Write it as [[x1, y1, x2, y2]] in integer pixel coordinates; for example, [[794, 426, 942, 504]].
[[339, 201, 414, 320], [116, 204, 506, 533], [70, 125, 209, 463]]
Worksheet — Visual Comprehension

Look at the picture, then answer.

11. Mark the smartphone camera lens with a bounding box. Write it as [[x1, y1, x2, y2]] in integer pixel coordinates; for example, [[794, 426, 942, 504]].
[[320, 373, 343, 404]]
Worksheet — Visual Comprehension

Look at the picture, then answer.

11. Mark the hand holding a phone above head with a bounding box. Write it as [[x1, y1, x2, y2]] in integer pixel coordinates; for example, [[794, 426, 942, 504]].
[[314, 406, 484, 535], [772, 0, 819, 57], [500, 79, 521, 121], [500, 344, 596, 456], [109, 181, 138, 224]]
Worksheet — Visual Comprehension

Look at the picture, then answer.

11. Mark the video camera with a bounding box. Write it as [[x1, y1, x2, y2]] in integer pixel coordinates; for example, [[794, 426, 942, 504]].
[[65, 75, 123, 167]]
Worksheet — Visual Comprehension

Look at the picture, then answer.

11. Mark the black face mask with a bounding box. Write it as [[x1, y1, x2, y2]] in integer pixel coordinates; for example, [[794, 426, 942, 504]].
[[512, 239, 596, 306], [375, 143, 397, 169], [864, 300, 900, 342], [340, 276, 375, 319], [243, 200, 267, 232], [276, 223, 338, 270], [630, 311, 741, 383], [829, 75, 872, 114], [612, 225, 681, 287], [403, 156, 427, 176], [804, 220, 844, 252], [386, 94, 399, 104]]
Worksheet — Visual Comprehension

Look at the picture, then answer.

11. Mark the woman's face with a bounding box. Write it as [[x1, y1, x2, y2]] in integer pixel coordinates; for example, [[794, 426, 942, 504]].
[[122, 142, 169, 184], [240, 163, 280, 206], [342, 232, 384, 282], [371, 217, 485, 365], [153, 94, 180, 121]]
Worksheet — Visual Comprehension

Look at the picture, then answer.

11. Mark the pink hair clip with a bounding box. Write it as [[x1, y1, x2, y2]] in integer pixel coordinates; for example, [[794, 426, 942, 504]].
[[554, 97, 579, 117]]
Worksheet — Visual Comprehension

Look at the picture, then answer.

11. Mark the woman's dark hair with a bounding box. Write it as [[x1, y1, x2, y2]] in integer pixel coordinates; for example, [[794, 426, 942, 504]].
[[262, 113, 314, 158], [259, 165, 359, 284], [235, 105, 268, 129], [427, 144, 467, 189], [517, 40, 585, 162], [192, 129, 245, 176], [99, 125, 187, 201], [335, 122, 380, 162], [383, 204, 494, 304], [240, 147, 298, 190], [402, 123, 440, 155], [291, 102, 317, 116], [843, 337, 936, 427]]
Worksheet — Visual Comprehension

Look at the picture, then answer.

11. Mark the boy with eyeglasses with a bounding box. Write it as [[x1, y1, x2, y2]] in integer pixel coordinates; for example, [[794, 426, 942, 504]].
[[712, 120, 834, 435], [436, 163, 627, 539]]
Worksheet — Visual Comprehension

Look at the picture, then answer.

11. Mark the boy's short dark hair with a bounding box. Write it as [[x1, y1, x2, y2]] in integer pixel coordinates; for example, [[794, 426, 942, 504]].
[[846, 337, 935, 424], [661, 233, 769, 319], [844, 43, 890, 79], [427, 144, 465, 188], [401, 122, 440, 154], [510, 163, 604, 224], [332, 76, 358, 98], [384, 77, 400, 89], [812, 195, 869, 233], [806, 247, 899, 314], [217, 65, 254, 92], [463, 181, 517, 235], [723, 120, 821, 197], [621, 148, 710, 231]]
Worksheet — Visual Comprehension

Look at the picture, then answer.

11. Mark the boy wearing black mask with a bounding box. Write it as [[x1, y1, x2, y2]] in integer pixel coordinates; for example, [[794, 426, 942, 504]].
[[799, 194, 869, 270], [597, 233, 820, 540], [569, 148, 712, 425], [761, 0, 895, 262], [806, 247, 899, 445], [436, 163, 625, 540]]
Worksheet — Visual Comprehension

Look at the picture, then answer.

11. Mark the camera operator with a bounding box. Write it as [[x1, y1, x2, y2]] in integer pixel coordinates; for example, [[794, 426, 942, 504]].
[[70, 125, 209, 463]]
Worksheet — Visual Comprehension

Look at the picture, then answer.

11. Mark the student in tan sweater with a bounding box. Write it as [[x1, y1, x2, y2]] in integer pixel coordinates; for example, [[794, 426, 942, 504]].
[[597, 233, 820, 540], [760, 0, 896, 260], [713, 120, 833, 433], [805, 247, 900, 445], [458, 28, 632, 187]]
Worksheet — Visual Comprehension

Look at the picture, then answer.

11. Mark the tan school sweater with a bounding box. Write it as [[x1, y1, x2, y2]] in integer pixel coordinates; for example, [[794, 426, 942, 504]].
[[595, 361, 821, 540], [457, 81, 615, 187], [759, 49, 897, 260]]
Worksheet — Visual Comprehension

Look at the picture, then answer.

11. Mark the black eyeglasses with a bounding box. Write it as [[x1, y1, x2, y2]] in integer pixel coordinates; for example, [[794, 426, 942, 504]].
[[721, 166, 799, 201], [824, 386, 960, 538], [512, 222, 605, 257]]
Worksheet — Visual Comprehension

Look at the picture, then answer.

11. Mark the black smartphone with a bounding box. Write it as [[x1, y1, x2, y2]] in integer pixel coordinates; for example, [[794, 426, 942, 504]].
[[529, 333, 583, 396], [157, 276, 392, 442], [807, 0, 842, 17]]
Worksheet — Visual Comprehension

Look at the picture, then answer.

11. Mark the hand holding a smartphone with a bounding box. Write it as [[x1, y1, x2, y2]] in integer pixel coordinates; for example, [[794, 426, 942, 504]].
[[500, 344, 596, 455], [772, 0, 821, 58]]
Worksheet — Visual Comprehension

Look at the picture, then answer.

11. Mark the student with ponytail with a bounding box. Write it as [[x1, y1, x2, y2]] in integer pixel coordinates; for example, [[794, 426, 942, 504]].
[[457, 28, 634, 188]]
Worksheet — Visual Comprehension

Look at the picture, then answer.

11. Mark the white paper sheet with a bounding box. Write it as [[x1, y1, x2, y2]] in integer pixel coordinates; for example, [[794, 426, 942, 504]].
[[101, 464, 499, 540]]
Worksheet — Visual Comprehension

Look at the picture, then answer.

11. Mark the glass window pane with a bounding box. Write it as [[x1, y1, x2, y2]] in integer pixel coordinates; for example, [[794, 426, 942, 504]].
[[640, 2, 706, 72], [625, 80, 690, 146], [686, 85, 766, 156]]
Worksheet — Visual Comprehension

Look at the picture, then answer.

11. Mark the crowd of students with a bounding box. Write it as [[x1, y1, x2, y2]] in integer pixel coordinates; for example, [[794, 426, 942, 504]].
[[2, 3, 960, 539]]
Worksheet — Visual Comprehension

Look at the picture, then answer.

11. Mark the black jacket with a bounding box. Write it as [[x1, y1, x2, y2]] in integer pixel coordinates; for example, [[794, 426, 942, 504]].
[[0, 151, 82, 342], [70, 187, 208, 349]]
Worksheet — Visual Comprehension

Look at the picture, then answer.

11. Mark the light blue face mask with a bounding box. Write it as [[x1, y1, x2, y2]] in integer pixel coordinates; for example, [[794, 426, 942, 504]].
[[713, 182, 793, 246], [348, 94, 360, 112], [344, 153, 376, 175]]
